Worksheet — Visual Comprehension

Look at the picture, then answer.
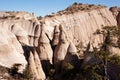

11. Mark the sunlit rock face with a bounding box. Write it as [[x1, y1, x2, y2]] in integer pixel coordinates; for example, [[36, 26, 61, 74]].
[[0, 20, 28, 72], [52, 25, 79, 80], [54, 25, 70, 62], [0, 11, 46, 79], [40, 4, 117, 53], [0, 3, 119, 80], [28, 50, 46, 80]]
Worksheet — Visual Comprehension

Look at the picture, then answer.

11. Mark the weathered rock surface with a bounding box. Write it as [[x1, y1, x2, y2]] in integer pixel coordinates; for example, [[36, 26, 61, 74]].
[[110, 6, 120, 19], [0, 3, 120, 80], [28, 50, 45, 80], [40, 4, 117, 55], [38, 24, 53, 64], [109, 6, 120, 27], [0, 21, 27, 72], [54, 25, 70, 62], [53, 25, 79, 80], [0, 11, 46, 79]]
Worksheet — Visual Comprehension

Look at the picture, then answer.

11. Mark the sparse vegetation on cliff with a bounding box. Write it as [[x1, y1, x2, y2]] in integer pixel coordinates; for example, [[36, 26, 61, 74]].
[[44, 2, 107, 18]]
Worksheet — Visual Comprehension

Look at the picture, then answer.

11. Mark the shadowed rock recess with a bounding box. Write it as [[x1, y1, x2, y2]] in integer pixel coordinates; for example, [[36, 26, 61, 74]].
[[0, 3, 120, 80]]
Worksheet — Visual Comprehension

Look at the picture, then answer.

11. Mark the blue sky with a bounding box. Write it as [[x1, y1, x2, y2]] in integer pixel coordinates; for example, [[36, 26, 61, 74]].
[[0, 0, 119, 17]]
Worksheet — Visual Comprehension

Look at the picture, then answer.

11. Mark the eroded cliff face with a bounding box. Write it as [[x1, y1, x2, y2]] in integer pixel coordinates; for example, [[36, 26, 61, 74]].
[[40, 4, 117, 54], [0, 3, 119, 80], [0, 11, 46, 79], [0, 11, 79, 79]]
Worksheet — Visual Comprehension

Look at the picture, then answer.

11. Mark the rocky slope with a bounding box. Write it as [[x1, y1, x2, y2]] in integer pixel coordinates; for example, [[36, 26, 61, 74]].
[[0, 3, 120, 80]]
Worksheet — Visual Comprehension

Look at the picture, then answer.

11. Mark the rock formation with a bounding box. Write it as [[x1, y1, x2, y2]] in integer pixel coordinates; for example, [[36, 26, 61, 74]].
[[0, 20, 27, 72], [0, 11, 46, 80], [109, 6, 120, 19], [28, 50, 45, 80], [109, 6, 120, 27], [53, 25, 79, 80], [0, 3, 120, 80], [52, 25, 60, 47], [39, 3, 117, 56], [54, 25, 69, 62]]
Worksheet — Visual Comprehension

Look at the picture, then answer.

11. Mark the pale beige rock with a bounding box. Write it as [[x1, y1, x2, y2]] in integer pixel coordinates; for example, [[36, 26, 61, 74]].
[[68, 42, 77, 53], [0, 19, 40, 46], [0, 27, 27, 72], [0, 5, 119, 79], [39, 30, 50, 44], [54, 25, 69, 62], [29, 36, 34, 46], [16, 36, 29, 46], [64, 42, 79, 63], [28, 51, 38, 79], [34, 24, 41, 47], [34, 50, 46, 80], [52, 25, 60, 46], [40, 7, 117, 51], [0, 12, 44, 78], [38, 29, 53, 64], [0, 43, 27, 71]]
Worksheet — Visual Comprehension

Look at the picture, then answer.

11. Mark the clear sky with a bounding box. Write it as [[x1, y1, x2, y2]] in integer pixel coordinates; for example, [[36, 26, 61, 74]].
[[0, 0, 119, 17]]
